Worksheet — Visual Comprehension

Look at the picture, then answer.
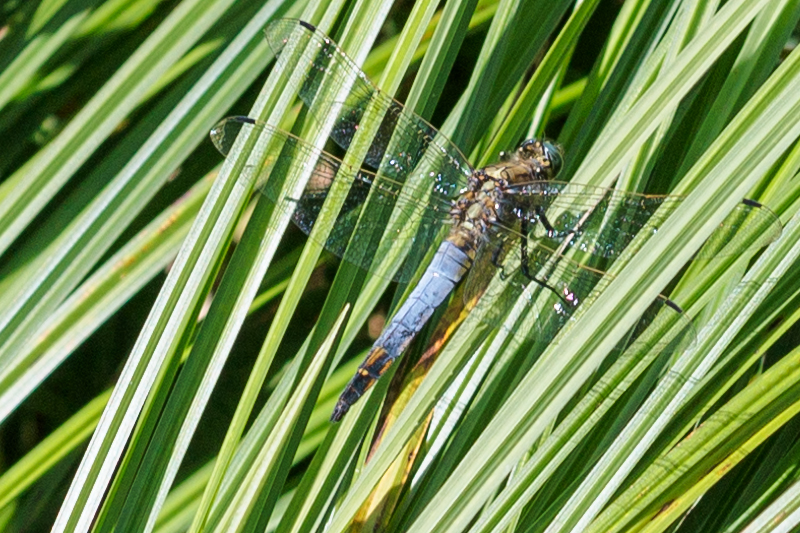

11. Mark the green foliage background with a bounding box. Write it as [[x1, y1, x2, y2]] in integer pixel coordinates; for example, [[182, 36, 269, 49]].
[[2, 0, 800, 531]]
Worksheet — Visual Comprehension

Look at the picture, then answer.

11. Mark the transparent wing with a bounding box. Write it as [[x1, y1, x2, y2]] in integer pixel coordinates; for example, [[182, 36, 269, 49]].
[[264, 19, 472, 187], [463, 192, 780, 344], [464, 233, 607, 326], [695, 199, 781, 259], [261, 19, 474, 282], [210, 116, 459, 282], [484, 181, 781, 268], [462, 232, 697, 371], [461, 181, 679, 326], [492, 181, 678, 261]]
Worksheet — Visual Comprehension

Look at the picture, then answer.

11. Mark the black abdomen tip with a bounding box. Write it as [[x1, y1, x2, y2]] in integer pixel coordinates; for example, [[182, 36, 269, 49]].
[[299, 20, 316, 32], [330, 402, 349, 422]]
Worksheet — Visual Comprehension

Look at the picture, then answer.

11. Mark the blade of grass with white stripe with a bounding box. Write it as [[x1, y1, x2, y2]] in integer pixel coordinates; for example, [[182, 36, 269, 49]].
[[572, 0, 770, 191], [494, 9, 792, 524], [737, 478, 800, 533], [52, 119, 248, 533], [558, 0, 681, 158], [182, 5, 402, 530], [0, 160, 210, 424], [619, 0, 719, 193], [398, 7, 800, 533], [95, 7, 341, 533], [463, 309, 689, 532], [211, 307, 348, 533], [184, 336, 329, 531], [586, 207, 800, 533], [0, 0, 280, 426], [480, 0, 598, 164], [544, 180, 800, 533], [625, 352, 800, 533], [0, 4, 311, 519], [664, 0, 800, 314], [0, 168, 300, 518], [439, 0, 572, 151], [0, 0, 232, 259], [48, 5, 298, 530], [677, 0, 800, 175]]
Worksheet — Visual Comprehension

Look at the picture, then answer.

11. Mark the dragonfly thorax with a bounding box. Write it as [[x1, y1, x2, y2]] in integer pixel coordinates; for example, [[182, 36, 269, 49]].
[[452, 173, 500, 222], [472, 139, 564, 191]]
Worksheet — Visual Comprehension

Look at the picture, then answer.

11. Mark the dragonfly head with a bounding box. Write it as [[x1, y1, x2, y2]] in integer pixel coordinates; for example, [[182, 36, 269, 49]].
[[518, 139, 564, 178]]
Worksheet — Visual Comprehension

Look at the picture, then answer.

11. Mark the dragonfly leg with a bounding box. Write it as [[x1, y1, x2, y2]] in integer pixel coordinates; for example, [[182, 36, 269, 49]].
[[490, 241, 511, 279], [535, 206, 556, 236], [519, 218, 571, 307]]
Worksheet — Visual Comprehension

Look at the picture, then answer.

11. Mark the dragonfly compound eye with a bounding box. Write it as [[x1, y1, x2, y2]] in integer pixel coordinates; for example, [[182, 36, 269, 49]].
[[541, 140, 564, 176], [517, 139, 563, 176]]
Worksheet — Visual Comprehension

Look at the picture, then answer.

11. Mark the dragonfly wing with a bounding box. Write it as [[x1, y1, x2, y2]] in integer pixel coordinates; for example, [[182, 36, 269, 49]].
[[463, 235, 695, 360], [503, 182, 781, 263], [264, 20, 473, 282], [464, 234, 605, 328], [210, 117, 455, 281], [498, 181, 679, 263], [696, 199, 782, 259], [459, 186, 774, 363], [264, 19, 472, 192]]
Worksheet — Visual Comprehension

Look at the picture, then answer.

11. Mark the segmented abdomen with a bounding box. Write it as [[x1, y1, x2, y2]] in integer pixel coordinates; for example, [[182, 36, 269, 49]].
[[330, 240, 473, 421]]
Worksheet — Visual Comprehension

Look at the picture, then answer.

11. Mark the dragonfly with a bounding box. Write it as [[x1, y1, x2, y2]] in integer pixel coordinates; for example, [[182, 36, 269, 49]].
[[211, 19, 781, 422]]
